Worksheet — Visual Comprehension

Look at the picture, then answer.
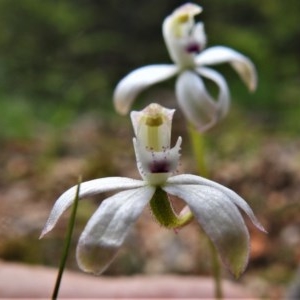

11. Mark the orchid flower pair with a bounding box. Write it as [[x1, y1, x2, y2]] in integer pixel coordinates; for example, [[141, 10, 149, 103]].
[[114, 3, 257, 132], [41, 103, 265, 278]]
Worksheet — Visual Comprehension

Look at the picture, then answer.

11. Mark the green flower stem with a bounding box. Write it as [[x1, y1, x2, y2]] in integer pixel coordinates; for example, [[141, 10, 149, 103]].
[[187, 124, 223, 299], [187, 124, 209, 178], [207, 237, 223, 299], [52, 177, 81, 300]]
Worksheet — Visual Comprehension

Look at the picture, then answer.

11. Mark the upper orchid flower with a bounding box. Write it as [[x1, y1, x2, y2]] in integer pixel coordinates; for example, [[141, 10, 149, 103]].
[[40, 103, 265, 277], [114, 3, 257, 132]]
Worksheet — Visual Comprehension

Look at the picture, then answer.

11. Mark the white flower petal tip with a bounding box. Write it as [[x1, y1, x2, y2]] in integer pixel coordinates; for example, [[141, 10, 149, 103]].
[[77, 243, 119, 275], [172, 3, 202, 17], [231, 55, 257, 92], [113, 65, 178, 115], [39, 228, 50, 240]]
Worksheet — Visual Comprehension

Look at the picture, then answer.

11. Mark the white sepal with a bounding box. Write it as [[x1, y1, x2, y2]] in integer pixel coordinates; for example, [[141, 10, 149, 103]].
[[196, 46, 257, 91], [40, 177, 146, 238], [163, 184, 250, 277], [76, 186, 155, 275], [113, 64, 178, 115], [176, 70, 219, 132], [196, 67, 230, 119]]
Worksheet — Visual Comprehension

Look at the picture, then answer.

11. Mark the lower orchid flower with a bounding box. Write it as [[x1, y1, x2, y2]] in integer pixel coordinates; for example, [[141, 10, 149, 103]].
[[40, 103, 265, 277], [113, 3, 257, 132]]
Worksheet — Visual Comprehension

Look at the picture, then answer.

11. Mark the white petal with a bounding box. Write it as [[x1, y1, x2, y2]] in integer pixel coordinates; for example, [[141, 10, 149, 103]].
[[113, 65, 178, 115], [196, 67, 230, 119], [196, 46, 257, 91], [40, 177, 146, 238], [76, 186, 155, 274], [163, 184, 250, 277], [167, 174, 266, 232], [176, 70, 219, 132]]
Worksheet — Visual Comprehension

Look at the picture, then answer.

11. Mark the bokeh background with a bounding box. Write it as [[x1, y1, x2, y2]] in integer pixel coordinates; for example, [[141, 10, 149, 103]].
[[0, 0, 299, 298]]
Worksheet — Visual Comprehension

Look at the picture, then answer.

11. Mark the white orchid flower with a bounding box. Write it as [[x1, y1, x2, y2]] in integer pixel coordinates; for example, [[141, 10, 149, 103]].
[[40, 103, 265, 277], [114, 3, 257, 132]]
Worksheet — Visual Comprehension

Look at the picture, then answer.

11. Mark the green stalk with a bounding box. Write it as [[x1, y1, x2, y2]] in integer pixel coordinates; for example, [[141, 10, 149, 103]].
[[52, 177, 81, 300], [187, 124, 223, 299], [207, 237, 223, 299], [187, 124, 208, 178]]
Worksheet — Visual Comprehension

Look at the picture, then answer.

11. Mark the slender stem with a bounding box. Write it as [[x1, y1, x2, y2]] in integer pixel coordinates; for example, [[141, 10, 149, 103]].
[[187, 124, 223, 299], [52, 177, 82, 300], [207, 237, 223, 299], [187, 124, 208, 178]]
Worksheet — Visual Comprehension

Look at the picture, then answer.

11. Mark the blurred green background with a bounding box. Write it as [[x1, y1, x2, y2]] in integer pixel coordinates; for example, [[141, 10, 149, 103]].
[[0, 0, 299, 138]]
